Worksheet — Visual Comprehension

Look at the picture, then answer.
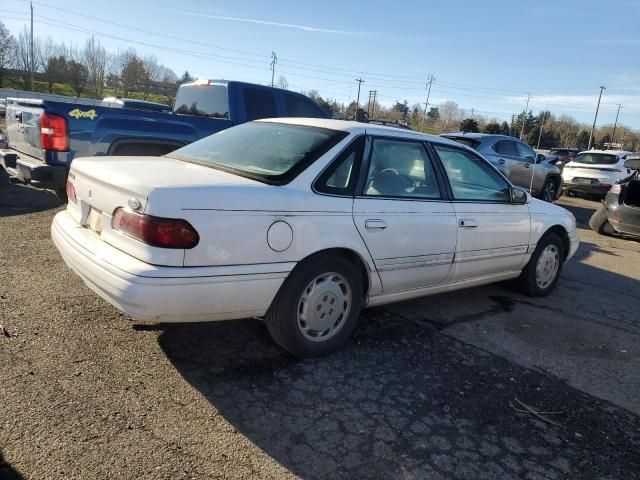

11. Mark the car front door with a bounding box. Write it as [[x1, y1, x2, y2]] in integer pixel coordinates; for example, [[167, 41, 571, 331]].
[[511, 141, 540, 192], [353, 136, 457, 293], [492, 140, 521, 186], [430, 143, 531, 281]]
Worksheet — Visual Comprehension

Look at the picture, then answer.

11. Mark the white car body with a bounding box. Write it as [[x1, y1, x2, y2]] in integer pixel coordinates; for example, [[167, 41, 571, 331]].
[[52, 118, 578, 327], [563, 150, 635, 195]]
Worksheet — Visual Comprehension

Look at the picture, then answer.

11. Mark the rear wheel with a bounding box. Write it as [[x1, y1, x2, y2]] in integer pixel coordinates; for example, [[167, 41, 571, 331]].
[[54, 188, 67, 202], [541, 178, 558, 202], [514, 232, 564, 297], [265, 253, 363, 357], [589, 205, 616, 235]]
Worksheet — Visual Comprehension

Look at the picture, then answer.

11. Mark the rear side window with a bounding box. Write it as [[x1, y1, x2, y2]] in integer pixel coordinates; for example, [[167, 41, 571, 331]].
[[493, 140, 518, 156], [244, 88, 278, 121], [284, 94, 324, 118], [315, 136, 365, 195], [174, 84, 229, 119]]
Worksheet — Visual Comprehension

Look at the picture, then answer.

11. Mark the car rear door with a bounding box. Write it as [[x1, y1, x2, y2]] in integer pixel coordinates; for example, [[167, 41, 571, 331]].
[[352, 136, 457, 293], [430, 142, 530, 281]]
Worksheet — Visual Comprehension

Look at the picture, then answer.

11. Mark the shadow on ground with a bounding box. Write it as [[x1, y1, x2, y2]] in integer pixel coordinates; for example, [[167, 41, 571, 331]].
[[0, 451, 25, 480], [0, 169, 63, 217], [157, 306, 640, 479]]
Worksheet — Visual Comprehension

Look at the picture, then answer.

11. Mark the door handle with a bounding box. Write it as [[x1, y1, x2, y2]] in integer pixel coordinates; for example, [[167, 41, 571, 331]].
[[365, 219, 387, 230], [498, 159, 506, 164], [524, 163, 530, 168], [458, 219, 478, 228]]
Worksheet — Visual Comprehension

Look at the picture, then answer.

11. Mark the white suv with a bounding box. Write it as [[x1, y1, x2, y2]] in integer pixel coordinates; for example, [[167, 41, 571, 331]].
[[563, 150, 636, 197]]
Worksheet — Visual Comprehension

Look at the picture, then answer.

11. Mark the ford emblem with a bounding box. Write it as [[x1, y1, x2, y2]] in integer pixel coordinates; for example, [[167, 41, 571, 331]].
[[128, 198, 142, 210]]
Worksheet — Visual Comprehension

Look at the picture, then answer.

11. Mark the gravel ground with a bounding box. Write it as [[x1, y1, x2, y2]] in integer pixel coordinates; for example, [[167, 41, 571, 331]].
[[1, 172, 639, 480]]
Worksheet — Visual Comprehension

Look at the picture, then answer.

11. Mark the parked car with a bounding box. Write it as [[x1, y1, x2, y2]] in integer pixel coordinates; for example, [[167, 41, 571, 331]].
[[0, 80, 329, 199], [441, 133, 562, 202], [52, 119, 578, 357], [563, 150, 635, 198], [546, 148, 581, 165], [589, 154, 640, 238]]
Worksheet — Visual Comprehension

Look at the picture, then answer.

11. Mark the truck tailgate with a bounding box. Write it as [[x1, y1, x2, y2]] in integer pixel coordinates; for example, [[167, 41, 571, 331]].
[[6, 99, 46, 161]]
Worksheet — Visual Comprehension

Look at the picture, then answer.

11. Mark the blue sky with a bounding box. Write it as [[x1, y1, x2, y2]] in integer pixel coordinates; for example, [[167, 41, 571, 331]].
[[3, 0, 640, 128]]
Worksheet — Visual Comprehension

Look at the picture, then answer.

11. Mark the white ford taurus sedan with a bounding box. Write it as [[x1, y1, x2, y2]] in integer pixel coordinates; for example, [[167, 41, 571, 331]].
[[52, 118, 579, 356]]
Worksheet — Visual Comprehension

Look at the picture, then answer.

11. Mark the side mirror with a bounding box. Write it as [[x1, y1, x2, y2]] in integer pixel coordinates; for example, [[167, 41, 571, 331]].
[[510, 187, 528, 204], [623, 154, 640, 170], [536, 153, 546, 163]]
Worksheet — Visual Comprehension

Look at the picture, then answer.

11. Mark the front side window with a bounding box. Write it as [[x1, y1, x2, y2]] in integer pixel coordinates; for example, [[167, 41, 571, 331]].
[[168, 122, 347, 183], [243, 88, 278, 121], [433, 144, 510, 202], [364, 138, 441, 199], [515, 142, 537, 161]]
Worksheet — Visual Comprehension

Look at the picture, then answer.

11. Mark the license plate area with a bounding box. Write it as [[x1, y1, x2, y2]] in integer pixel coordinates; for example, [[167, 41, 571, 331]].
[[86, 207, 103, 235], [573, 177, 595, 185]]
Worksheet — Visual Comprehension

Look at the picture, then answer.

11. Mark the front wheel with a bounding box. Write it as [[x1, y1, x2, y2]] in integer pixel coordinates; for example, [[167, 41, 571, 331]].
[[265, 253, 363, 357], [589, 205, 616, 235], [514, 232, 564, 297]]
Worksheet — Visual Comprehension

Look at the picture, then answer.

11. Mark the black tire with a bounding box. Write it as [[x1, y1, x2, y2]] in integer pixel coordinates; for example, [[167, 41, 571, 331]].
[[265, 253, 364, 357], [541, 177, 559, 202], [514, 231, 564, 297], [589, 205, 615, 235]]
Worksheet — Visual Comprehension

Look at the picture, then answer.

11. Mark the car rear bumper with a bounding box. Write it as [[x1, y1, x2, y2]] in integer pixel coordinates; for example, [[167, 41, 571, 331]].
[[563, 181, 612, 195], [51, 210, 292, 322], [0, 149, 66, 189]]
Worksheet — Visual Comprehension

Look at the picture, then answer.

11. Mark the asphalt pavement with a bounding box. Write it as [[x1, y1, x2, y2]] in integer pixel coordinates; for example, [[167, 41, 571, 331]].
[[1, 172, 639, 479]]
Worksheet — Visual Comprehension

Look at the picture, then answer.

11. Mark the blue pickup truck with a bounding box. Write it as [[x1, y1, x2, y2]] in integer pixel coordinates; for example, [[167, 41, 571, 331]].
[[0, 80, 329, 198]]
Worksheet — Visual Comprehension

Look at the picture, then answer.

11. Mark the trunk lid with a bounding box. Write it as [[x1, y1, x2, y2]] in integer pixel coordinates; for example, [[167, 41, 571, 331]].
[[66, 156, 264, 266]]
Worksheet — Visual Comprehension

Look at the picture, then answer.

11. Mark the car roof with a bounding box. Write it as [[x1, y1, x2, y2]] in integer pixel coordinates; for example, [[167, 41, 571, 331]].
[[258, 118, 469, 148], [441, 132, 518, 141]]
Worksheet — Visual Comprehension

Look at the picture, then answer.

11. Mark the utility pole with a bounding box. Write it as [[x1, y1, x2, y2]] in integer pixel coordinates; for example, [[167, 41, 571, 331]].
[[421, 74, 434, 130], [510, 114, 516, 137], [354, 78, 364, 118], [588, 86, 606, 150], [611, 103, 622, 146], [367, 90, 374, 116], [270, 51, 277, 87], [371, 90, 377, 119], [30, 1, 34, 91], [519, 92, 531, 140], [536, 110, 548, 150]]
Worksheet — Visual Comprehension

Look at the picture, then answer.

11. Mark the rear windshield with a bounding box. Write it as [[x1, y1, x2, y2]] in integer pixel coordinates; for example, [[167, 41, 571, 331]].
[[167, 122, 348, 184], [174, 84, 229, 119], [442, 136, 480, 149], [573, 153, 618, 165]]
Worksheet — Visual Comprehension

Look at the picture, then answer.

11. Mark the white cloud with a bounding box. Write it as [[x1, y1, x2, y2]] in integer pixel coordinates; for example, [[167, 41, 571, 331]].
[[505, 94, 640, 114], [171, 11, 367, 36]]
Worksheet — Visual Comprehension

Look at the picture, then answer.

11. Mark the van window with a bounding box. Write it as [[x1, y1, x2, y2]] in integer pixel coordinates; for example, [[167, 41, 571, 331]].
[[284, 94, 323, 117]]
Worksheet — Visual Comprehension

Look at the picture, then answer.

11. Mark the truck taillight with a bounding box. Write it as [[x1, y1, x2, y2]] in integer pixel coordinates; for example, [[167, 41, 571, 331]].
[[65, 179, 77, 204], [40, 113, 69, 151], [112, 208, 199, 249]]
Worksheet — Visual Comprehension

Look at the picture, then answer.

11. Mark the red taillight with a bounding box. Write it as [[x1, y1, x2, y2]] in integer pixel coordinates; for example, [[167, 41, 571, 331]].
[[112, 208, 199, 249], [65, 179, 77, 204], [40, 113, 69, 151]]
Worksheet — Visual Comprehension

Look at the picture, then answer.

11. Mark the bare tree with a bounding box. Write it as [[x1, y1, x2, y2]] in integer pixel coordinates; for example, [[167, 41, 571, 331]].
[[0, 21, 16, 87], [277, 75, 288, 89], [83, 36, 107, 97], [121, 55, 146, 97], [15, 27, 33, 89], [439, 101, 462, 132], [142, 55, 162, 99]]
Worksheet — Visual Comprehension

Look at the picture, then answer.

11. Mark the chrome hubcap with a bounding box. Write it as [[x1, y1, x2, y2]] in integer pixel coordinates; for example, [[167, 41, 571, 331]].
[[297, 272, 351, 342], [535, 245, 560, 289]]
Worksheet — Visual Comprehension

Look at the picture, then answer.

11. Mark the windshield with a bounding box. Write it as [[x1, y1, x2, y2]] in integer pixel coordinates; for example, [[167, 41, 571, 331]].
[[167, 122, 348, 183], [174, 83, 229, 119], [573, 153, 619, 165]]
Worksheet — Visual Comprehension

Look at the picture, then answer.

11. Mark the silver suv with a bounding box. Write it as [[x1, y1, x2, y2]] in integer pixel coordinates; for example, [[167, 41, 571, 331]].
[[441, 133, 562, 202]]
